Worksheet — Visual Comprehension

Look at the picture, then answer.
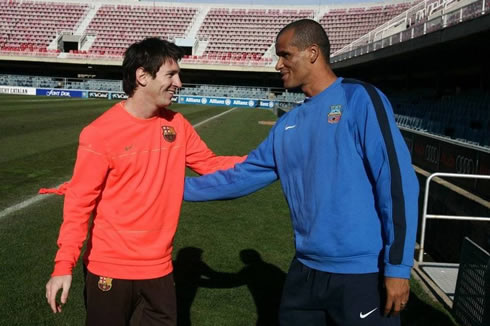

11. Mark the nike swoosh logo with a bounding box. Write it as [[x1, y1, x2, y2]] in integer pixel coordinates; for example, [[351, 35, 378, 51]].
[[360, 307, 378, 319], [285, 125, 296, 130]]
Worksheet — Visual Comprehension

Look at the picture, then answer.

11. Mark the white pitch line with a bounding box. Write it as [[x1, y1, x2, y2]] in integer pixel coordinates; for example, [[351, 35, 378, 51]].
[[0, 107, 239, 220], [192, 107, 238, 128], [0, 195, 47, 220]]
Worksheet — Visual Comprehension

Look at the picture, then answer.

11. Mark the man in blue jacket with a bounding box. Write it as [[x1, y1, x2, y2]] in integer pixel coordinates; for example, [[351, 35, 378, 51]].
[[184, 19, 419, 326]]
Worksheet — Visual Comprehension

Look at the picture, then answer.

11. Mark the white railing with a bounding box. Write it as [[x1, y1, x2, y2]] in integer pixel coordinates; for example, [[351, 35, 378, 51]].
[[332, 0, 488, 63], [418, 172, 490, 263]]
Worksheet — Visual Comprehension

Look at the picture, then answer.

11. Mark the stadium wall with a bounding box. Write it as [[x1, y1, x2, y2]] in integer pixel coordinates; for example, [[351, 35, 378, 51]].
[[401, 128, 490, 200]]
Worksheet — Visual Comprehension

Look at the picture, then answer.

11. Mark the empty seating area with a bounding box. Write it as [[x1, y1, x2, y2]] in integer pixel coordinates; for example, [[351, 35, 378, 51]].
[[405, 0, 488, 38], [0, 74, 122, 91], [0, 0, 88, 55], [392, 91, 490, 148], [410, 0, 476, 34], [180, 84, 271, 99], [321, 3, 412, 53], [333, 0, 489, 60], [275, 91, 305, 103], [86, 5, 197, 57], [193, 8, 314, 65], [0, 0, 439, 64], [414, 0, 484, 25]]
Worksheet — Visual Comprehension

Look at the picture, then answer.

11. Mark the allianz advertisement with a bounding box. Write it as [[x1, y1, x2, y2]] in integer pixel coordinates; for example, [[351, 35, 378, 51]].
[[178, 96, 275, 109]]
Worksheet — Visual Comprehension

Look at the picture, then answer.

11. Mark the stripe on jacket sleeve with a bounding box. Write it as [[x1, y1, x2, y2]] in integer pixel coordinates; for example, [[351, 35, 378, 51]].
[[342, 78, 406, 265]]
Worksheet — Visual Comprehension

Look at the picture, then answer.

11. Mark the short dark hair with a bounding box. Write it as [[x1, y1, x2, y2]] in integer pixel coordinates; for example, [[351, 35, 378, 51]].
[[122, 37, 184, 97], [277, 19, 331, 63]]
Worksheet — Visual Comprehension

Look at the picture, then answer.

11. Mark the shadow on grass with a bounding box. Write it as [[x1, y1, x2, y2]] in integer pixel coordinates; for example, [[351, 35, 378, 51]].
[[401, 290, 457, 326], [174, 247, 458, 326], [173, 247, 285, 326]]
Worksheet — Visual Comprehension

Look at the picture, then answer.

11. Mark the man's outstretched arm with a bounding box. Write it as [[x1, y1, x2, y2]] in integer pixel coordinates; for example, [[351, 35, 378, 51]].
[[185, 126, 279, 201]]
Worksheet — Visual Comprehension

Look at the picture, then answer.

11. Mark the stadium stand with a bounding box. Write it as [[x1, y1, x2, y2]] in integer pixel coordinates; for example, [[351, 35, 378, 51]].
[[392, 91, 490, 148], [275, 91, 306, 103], [0, 73, 122, 91], [85, 5, 197, 57], [193, 8, 314, 65], [0, 0, 418, 65], [320, 2, 414, 53], [0, 0, 88, 55], [2, 0, 485, 65], [332, 0, 489, 60]]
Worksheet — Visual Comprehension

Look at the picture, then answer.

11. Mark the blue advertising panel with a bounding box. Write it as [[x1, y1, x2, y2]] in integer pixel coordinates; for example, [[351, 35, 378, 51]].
[[177, 96, 261, 108], [178, 96, 204, 105], [36, 88, 86, 98], [258, 100, 276, 109], [110, 92, 129, 100], [88, 91, 109, 99], [230, 98, 257, 108]]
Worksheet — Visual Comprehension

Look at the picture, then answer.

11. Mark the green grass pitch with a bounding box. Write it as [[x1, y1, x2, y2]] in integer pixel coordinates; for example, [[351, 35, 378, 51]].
[[0, 94, 457, 325]]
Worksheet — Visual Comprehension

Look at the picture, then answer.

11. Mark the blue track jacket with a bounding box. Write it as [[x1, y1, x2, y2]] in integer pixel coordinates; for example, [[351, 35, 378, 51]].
[[185, 77, 419, 279]]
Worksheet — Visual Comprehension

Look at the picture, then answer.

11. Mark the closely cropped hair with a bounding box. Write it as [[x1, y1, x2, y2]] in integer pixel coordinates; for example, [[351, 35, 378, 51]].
[[277, 19, 331, 63], [122, 37, 184, 97]]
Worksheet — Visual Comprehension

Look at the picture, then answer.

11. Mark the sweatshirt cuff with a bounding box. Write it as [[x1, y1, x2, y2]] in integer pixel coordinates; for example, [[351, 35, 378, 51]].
[[52, 261, 74, 277], [384, 263, 412, 279]]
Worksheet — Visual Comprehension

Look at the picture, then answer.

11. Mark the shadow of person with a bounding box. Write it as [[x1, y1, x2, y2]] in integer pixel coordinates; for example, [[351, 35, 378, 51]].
[[200, 249, 286, 326], [173, 247, 216, 326], [237, 249, 286, 326]]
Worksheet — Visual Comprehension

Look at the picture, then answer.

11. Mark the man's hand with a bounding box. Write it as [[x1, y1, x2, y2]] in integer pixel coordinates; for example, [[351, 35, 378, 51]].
[[45, 275, 72, 313], [384, 277, 409, 317]]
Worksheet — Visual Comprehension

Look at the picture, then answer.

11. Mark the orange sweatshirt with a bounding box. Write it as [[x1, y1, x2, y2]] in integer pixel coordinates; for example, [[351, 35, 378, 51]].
[[52, 102, 245, 279]]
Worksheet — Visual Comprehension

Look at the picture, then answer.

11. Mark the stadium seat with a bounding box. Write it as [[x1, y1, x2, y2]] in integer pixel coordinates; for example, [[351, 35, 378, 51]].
[[0, 0, 88, 54], [1, 0, 484, 67], [320, 3, 411, 53], [195, 7, 313, 66]]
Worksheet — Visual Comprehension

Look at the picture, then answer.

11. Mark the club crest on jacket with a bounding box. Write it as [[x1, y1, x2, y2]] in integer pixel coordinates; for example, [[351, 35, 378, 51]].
[[328, 105, 342, 124], [162, 126, 176, 142], [98, 276, 113, 292]]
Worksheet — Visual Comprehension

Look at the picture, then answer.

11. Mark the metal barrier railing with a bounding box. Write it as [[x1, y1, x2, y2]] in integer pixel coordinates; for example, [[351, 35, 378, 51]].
[[332, 0, 488, 63], [418, 172, 490, 263], [452, 237, 490, 326]]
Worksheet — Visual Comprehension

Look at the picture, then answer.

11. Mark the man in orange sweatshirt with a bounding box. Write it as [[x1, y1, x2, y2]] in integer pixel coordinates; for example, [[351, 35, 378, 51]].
[[44, 37, 245, 325]]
